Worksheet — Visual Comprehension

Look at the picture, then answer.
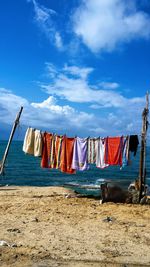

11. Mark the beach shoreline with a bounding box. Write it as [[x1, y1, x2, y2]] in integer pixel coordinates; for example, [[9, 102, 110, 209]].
[[0, 186, 150, 267]]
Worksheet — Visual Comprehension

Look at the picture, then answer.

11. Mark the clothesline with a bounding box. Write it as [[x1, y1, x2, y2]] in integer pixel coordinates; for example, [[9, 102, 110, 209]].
[[23, 127, 139, 175], [27, 127, 137, 139]]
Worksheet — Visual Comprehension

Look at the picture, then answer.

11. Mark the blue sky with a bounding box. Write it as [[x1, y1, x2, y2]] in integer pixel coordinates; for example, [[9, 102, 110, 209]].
[[0, 0, 150, 140]]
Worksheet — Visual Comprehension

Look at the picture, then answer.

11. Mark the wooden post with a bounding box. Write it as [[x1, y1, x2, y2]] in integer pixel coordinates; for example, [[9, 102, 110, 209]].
[[0, 106, 23, 175], [139, 92, 149, 201]]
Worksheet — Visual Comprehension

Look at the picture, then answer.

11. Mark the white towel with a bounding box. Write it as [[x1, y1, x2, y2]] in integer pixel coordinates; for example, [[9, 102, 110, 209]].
[[95, 138, 109, 169], [23, 127, 35, 155], [34, 130, 43, 157]]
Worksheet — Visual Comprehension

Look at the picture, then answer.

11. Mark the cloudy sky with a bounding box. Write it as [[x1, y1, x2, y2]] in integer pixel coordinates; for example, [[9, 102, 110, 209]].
[[0, 0, 150, 140]]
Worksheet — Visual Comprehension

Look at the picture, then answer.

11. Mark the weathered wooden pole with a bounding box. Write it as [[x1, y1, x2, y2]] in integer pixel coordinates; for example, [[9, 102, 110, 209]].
[[0, 106, 23, 175], [139, 92, 149, 201]]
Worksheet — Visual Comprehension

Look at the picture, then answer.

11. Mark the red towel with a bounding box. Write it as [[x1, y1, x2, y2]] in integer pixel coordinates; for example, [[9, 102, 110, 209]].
[[41, 132, 53, 168], [105, 137, 123, 166], [60, 136, 76, 174]]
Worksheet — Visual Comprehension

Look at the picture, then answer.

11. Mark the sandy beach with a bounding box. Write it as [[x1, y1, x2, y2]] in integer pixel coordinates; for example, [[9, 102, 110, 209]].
[[0, 186, 150, 267]]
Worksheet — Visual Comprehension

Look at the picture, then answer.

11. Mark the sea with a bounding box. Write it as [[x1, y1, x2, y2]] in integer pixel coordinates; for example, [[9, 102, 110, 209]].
[[0, 141, 150, 196]]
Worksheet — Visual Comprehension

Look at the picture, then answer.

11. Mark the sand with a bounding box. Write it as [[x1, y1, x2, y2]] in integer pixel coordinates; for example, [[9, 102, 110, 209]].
[[0, 186, 150, 267]]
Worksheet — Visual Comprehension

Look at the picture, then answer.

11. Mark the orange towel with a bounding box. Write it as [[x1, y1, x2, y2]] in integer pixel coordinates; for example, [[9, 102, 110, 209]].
[[41, 132, 53, 168], [105, 137, 123, 166], [60, 136, 76, 174]]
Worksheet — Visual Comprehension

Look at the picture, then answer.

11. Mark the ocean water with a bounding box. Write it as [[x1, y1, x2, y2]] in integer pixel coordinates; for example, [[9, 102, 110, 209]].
[[0, 141, 150, 195]]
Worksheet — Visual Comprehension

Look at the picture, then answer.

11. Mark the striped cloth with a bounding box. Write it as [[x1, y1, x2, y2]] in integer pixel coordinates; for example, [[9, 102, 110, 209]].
[[50, 135, 63, 169], [87, 138, 97, 164]]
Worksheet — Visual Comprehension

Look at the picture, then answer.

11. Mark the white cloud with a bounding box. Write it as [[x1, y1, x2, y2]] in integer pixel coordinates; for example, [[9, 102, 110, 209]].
[[42, 63, 129, 108], [42, 63, 149, 136], [31, 96, 74, 115], [0, 88, 29, 124], [28, 0, 63, 50], [55, 32, 63, 50], [0, 88, 12, 93], [72, 0, 150, 53], [127, 123, 134, 131], [0, 87, 96, 137], [63, 64, 94, 79], [99, 82, 120, 90], [90, 104, 103, 110], [31, 0, 56, 22], [30, 95, 95, 133], [45, 62, 58, 78], [90, 127, 106, 134], [0, 80, 147, 139]]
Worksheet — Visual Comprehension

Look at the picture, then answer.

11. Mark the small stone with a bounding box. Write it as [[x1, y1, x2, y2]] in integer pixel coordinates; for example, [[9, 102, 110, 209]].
[[134, 233, 140, 239], [140, 196, 147, 205], [137, 224, 146, 227], [7, 228, 21, 233], [32, 217, 39, 222], [11, 243, 17, 248], [13, 255, 18, 259], [103, 216, 114, 222]]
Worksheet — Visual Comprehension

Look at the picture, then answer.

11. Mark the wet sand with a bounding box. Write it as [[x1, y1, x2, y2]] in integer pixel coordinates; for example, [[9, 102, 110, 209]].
[[0, 186, 150, 267]]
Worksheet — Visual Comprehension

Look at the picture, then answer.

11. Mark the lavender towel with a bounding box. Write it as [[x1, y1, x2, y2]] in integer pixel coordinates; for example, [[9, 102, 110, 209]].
[[72, 137, 89, 171]]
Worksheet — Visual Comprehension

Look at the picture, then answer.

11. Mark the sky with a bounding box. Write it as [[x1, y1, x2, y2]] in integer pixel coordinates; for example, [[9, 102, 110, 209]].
[[0, 0, 150, 140]]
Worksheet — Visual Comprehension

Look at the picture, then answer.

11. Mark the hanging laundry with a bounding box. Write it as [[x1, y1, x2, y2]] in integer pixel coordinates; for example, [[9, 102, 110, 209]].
[[50, 135, 63, 169], [129, 135, 139, 156], [72, 137, 89, 171], [23, 127, 35, 155], [105, 136, 123, 166], [23, 125, 139, 175], [41, 132, 53, 168], [122, 136, 130, 167], [87, 138, 96, 164], [34, 130, 43, 157], [95, 138, 109, 169], [60, 136, 76, 174]]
